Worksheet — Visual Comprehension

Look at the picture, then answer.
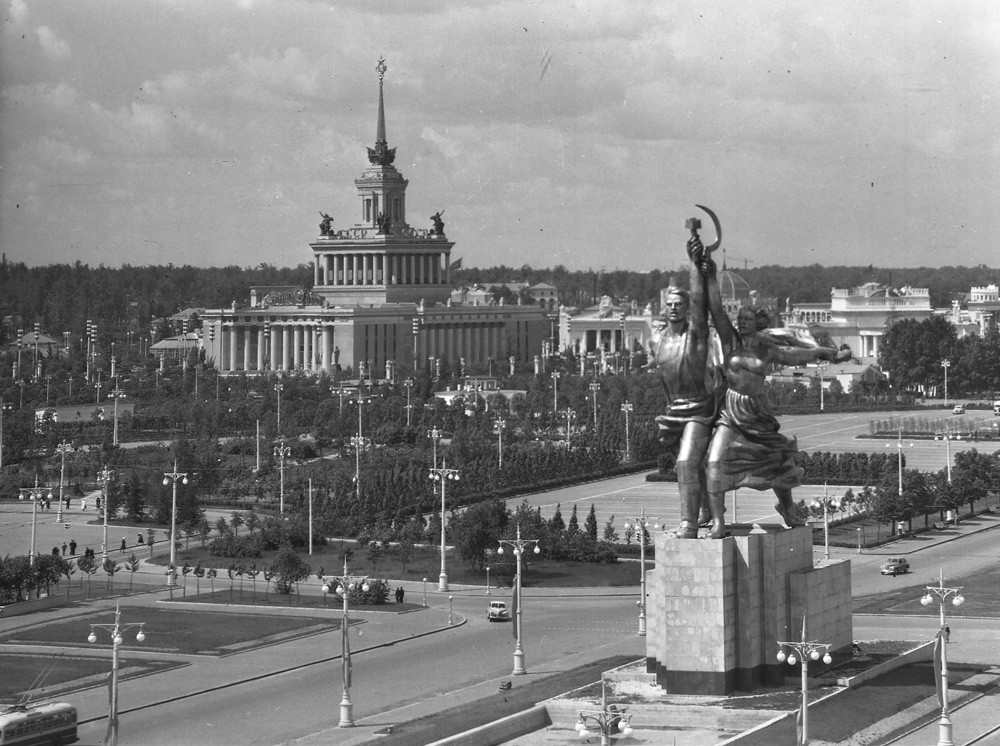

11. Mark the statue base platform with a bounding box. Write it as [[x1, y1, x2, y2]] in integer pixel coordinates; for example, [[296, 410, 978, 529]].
[[645, 524, 852, 695]]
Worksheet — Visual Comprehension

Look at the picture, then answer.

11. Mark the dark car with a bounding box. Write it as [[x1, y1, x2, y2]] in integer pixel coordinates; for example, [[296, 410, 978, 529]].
[[880, 558, 910, 576]]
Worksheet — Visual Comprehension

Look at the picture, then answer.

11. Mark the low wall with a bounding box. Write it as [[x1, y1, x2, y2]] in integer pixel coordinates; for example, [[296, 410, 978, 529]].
[[429, 705, 551, 746], [0, 594, 65, 618], [837, 641, 933, 688]]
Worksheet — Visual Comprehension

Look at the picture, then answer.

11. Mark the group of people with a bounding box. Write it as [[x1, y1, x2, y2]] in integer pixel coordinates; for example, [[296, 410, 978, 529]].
[[650, 220, 850, 539], [393, 586, 406, 603]]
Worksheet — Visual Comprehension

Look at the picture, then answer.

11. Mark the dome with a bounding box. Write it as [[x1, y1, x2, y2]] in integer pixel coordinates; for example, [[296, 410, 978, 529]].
[[717, 267, 751, 302]]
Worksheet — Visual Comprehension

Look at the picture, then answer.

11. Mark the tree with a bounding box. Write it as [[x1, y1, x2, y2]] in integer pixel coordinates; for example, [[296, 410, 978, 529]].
[[102, 557, 121, 593], [194, 561, 205, 595], [270, 547, 311, 595], [451, 498, 510, 571], [602, 514, 619, 543], [146, 528, 157, 559], [61, 560, 76, 599], [584, 504, 599, 541], [125, 554, 140, 592], [78, 555, 98, 597], [549, 503, 565, 534], [567, 504, 580, 535], [244, 511, 261, 535], [246, 562, 259, 601], [230, 511, 244, 537]]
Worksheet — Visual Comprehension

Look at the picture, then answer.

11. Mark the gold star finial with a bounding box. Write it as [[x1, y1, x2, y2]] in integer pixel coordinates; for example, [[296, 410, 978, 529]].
[[376, 57, 387, 83]]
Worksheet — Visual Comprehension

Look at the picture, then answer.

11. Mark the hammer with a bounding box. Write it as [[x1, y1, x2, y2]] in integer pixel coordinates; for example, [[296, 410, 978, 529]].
[[685, 216, 702, 238]]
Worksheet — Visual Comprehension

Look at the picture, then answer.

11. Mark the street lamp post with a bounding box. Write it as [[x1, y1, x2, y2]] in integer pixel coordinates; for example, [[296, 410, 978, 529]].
[[934, 428, 960, 484], [920, 569, 966, 746], [498, 523, 541, 675], [620, 401, 633, 463], [0, 399, 11, 472], [777, 616, 832, 746], [274, 382, 284, 432], [485, 566, 491, 595], [19, 476, 53, 566], [426, 426, 441, 469], [98, 467, 114, 562], [589, 382, 600, 430], [818, 362, 827, 412], [494, 418, 505, 469], [403, 377, 414, 427], [162, 462, 188, 585], [87, 604, 146, 746], [430, 464, 460, 591], [809, 484, 838, 562], [623, 509, 658, 636], [550, 370, 560, 413], [273, 441, 291, 514], [322, 558, 369, 728], [109, 383, 125, 446], [941, 360, 950, 406], [561, 408, 576, 446], [56, 441, 72, 522], [575, 675, 633, 746]]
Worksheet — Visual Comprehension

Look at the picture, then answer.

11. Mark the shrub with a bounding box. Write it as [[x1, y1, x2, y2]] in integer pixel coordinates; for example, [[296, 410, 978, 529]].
[[208, 534, 264, 559]]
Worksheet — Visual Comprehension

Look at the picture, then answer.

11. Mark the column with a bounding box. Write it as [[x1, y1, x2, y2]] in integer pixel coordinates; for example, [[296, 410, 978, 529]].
[[293, 326, 302, 370], [321, 326, 331, 372], [229, 325, 239, 372], [364, 254, 372, 285], [314, 257, 320, 286], [243, 327, 252, 371], [281, 326, 291, 371], [219, 326, 230, 371], [270, 327, 279, 371], [256, 328, 265, 371], [302, 326, 312, 371], [334, 255, 343, 286], [376, 255, 384, 284]]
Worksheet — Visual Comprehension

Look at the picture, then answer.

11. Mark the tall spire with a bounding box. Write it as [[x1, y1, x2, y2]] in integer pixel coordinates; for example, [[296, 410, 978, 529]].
[[367, 57, 396, 166]]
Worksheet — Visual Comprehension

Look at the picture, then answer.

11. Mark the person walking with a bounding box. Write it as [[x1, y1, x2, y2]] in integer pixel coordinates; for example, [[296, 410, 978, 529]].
[[61, 542, 67, 556], [120, 536, 127, 553], [81, 497, 87, 511], [69, 539, 77, 555]]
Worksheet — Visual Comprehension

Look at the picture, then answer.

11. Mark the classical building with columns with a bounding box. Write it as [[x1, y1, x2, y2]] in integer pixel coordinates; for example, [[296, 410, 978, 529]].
[[199, 59, 547, 379]]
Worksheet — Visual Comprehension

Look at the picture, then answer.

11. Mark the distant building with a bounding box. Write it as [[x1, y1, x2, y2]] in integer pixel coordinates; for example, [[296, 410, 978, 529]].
[[768, 360, 886, 393], [785, 282, 933, 361], [967, 283, 1000, 333], [151, 333, 200, 364]]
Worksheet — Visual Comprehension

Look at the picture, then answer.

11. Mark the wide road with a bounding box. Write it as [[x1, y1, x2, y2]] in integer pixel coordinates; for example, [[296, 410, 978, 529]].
[[74, 593, 641, 746]]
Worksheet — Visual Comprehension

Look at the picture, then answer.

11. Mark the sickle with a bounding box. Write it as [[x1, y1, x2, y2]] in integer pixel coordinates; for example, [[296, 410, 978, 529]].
[[694, 204, 722, 254]]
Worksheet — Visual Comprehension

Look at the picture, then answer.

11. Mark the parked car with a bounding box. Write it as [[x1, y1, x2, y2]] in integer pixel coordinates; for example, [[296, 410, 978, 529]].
[[952, 404, 966, 415], [487, 601, 509, 621], [880, 558, 910, 576]]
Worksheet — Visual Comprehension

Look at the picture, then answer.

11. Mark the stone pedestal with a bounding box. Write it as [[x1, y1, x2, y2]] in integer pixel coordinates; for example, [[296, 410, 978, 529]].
[[646, 525, 852, 695]]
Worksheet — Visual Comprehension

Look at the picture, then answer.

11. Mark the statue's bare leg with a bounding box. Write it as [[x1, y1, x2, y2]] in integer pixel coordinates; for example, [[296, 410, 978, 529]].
[[704, 428, 732, 540], [773, 487, 804, 528], [672, 423, 712, 539]]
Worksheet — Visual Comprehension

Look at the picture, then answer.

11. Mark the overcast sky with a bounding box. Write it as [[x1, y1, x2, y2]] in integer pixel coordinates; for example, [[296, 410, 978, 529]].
[[2, 1, 998, 274]]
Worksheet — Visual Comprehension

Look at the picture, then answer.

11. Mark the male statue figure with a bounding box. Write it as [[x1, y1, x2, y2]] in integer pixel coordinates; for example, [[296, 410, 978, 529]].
[[648, 231, 725, 539]]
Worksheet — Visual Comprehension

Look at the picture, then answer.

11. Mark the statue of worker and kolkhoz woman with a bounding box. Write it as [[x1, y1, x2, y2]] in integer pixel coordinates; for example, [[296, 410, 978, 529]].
[[648, 206, 851, 539]]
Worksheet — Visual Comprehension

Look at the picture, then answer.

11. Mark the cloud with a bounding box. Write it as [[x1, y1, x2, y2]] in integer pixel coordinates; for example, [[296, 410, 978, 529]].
[[36, 25, 71, 62]]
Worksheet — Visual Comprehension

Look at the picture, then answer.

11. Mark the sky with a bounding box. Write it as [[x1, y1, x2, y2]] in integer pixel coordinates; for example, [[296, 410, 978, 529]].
[[2, 1, 999, 274]]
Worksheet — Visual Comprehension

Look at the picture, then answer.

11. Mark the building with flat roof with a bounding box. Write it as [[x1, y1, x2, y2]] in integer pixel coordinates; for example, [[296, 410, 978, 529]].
[[199, 59, 547, 379]]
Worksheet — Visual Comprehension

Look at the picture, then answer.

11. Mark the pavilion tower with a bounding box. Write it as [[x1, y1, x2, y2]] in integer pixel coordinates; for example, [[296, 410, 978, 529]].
[[310, 57, 454, 307]]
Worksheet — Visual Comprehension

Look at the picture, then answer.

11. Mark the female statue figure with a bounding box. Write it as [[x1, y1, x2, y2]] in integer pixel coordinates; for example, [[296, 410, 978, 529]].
[[699, 252, 850, 528]]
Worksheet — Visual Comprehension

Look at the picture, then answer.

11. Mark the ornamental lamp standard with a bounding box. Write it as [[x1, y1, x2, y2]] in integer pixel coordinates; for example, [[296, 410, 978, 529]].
[[426, 426, 442, 469], [273, 441, 291, 514], [620, 401, 634, 463], [623, 509, 659, 636], [494, 418, 505, 469], [429, 464, 460, 591], [777, 616, 832, 746], [809, 484, 839, 562], [19, 476, 53, 566], [818, 362, 828, 412], [589, 382, 600, 429], [274, 382, 284, 432], [934, 428, 961, 484], [920, 569, 966, 746], [575, 675, 633, 746], [550, 370, 560, 413], [87, 603, 146, 746], [941, 359, 951, 406], [55, 441, 73, 522], [485, 565, 491, 595], [108, 383, 126, 446], [162, 462, 188, 585], [497, 523, 541, 675], [403, 377, 414, 427], [562, 408, 576, 446], [98, 467, 114, 562], [322, 558, 369, 728]]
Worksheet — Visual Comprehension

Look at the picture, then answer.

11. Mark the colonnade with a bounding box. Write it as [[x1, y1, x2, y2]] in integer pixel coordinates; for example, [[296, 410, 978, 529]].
[[419, 321, 506, 368], [315, 251, 448, 287], [215, 322, 339, 374]]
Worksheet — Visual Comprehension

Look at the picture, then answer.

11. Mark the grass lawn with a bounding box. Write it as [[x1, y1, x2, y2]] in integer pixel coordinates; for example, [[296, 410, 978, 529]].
[[0, 652, 182, 703], [363, 655, 636, 746], [0, 605, 336, 656], [735, 662, 991, 745], [165, 587, 417, 613], [853, 564, 1000, 618], [155, 541, 641, 588]]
